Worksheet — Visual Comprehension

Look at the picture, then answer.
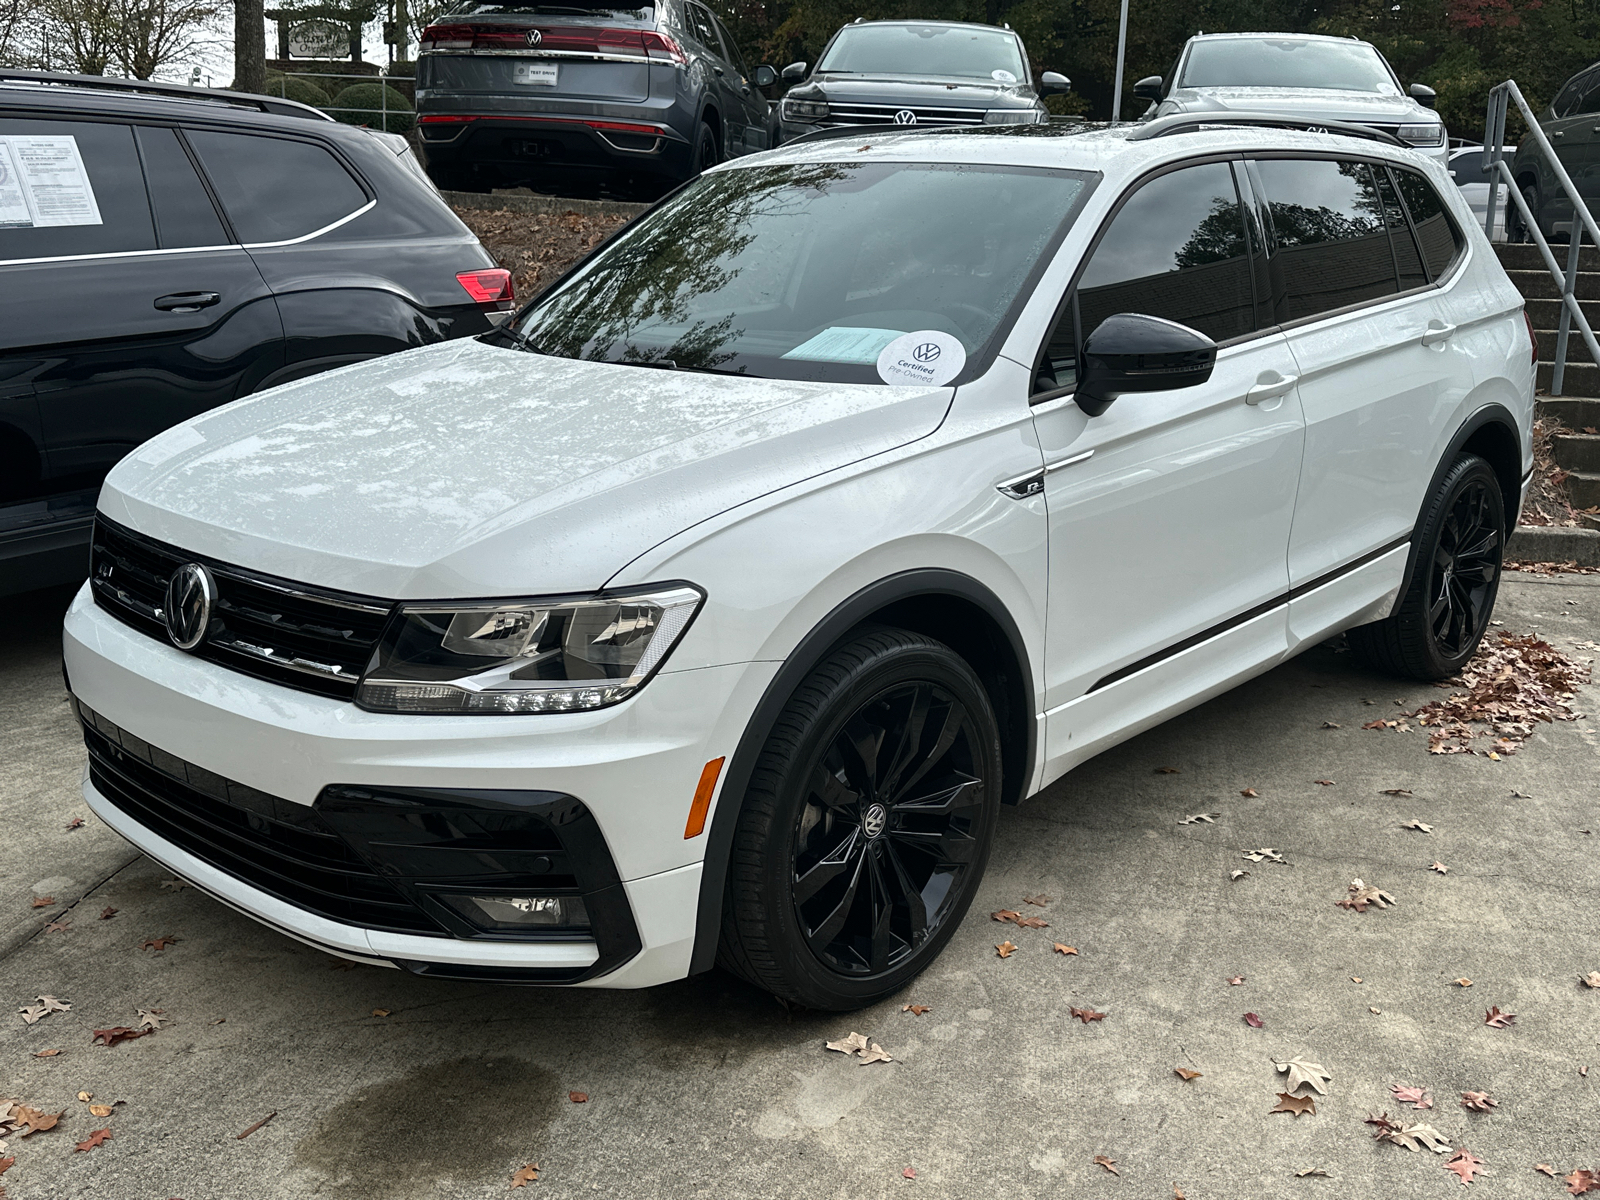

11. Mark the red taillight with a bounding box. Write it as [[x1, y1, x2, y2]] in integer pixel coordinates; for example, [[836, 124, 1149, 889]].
[[457, 269, 513, 304], [642, 30, 687, 64], [419, 114, 478, 124], [1525, 308, 1538, 364], [419, 23, 474, 49], [421, 22, 650, 55]]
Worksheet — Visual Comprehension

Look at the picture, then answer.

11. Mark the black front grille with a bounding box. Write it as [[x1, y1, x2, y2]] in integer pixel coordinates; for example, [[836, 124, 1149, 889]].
[[77, 699, 445, 936], [826, 102, 988, 127], [90, 516, 393, 700]]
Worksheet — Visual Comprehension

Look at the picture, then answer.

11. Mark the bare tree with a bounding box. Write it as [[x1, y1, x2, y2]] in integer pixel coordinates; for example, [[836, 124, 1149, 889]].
[[113, 0, 220, 77], [41, 0, 119, 73], [0, 0, 38, 65]]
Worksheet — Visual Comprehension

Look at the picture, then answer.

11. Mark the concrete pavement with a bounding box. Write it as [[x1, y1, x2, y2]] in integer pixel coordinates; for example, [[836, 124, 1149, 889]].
[[2, 573, 1598, 1199]]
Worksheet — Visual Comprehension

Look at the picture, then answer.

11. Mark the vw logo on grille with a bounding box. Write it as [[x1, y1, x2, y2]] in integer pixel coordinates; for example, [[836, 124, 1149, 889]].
[[862, 802, 888, 839], [164, 562, 216, 651], [892, 109, 917, 125], [526, 28, 542, 45], [912, 341, 941, 363]]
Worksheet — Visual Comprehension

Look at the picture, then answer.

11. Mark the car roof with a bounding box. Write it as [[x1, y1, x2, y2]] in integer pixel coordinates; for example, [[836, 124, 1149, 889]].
[[834, 19, 1020, 34], [1188, 32, 1374, 46]]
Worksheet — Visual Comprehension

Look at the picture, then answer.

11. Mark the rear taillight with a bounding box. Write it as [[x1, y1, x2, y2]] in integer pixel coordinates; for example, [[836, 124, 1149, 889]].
[[421, 22, 651, 55], [1524, 308, 1538, 364], [419, 23, 474, 50], [457, 269, 514, 304], [642, 31, 687, 64]]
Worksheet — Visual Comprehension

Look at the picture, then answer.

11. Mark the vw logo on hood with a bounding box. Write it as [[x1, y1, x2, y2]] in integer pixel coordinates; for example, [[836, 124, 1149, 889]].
[[526, 28, 542, 45], [164, 562, 216, 651], [892, 109, 917, 125]]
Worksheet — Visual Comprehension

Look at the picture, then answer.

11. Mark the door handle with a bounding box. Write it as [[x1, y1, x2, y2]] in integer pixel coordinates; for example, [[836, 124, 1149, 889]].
[[1421, 320, 1457, 347], [1245, 372, 1298, 405], [1554, 130, 1565, 139], [713, 64, 725, 75], [154, 291, 221, 313]]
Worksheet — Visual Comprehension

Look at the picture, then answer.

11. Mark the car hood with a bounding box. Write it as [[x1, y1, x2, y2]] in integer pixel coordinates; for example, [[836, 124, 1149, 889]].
[[811, 73, 1039, 109], [100, 339, 953, 599], [1167, 87, 1430, 124]]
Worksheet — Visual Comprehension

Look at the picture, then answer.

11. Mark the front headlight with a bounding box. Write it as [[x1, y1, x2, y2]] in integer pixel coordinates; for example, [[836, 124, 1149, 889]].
[[983, 109, 1038, 125], [356, 584, 703, 714], [782, 96, 828, 122], [1397, 122, 1445, 147]]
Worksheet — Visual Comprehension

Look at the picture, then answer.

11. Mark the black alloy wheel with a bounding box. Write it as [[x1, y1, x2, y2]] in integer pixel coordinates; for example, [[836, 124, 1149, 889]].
[[1348, 453, 1505, 680], [719, 629, 1002, 1010], [692, 121, 719, 176]]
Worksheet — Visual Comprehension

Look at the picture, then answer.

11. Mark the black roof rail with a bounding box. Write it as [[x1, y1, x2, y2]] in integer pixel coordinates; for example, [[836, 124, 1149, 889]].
[[0, 69, 333, 121], [1126, 111, 1405, 148]]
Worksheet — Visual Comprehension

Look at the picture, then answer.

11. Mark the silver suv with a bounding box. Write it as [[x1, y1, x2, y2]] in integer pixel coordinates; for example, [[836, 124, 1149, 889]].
[[1134, 33, 1446, 166], [415, 0, 776, 196]]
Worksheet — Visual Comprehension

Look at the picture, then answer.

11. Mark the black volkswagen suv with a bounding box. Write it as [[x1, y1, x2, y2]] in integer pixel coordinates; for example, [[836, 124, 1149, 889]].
[[775, 20, 1069, 142], [415, 0, 777, 196], [0, 70, 509, 597]]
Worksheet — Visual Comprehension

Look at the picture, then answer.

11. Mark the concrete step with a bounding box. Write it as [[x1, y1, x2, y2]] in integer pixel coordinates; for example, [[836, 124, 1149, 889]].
[[1538, 396, 1600, 425], [1495, 241, 1600, 272], [1504, 268, 1600, 300], [1537, 329, 1600, 362], [1551, 431, 1600, 470], [1538, 361, 1600, 396], [1566, 471, 1600, 508], [1507, 523, 1600, 565], [1525, 297, 1600, 329]]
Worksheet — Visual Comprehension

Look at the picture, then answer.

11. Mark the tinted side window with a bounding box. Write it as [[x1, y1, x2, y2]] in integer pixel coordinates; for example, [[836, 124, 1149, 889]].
[[1374, 166, 1427, 290], [0, 119, 154, 261], [1076, 161, 1256, 345], [186, 131, 366, 243], [1393, 167, 1464, 280], [1579, 77, 1600, 116], [1553, 71, 1590, 117], [1254, 159, 1397, 321], [715, 14, 749, 75], [1447, 150, 1483, 183], [135, 126, 228, 249], [686, 3, 720, 53]]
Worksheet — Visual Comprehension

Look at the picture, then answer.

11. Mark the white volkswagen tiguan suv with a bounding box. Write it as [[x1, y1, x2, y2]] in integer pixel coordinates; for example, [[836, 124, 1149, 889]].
[[65, 114, 1534, 1010]]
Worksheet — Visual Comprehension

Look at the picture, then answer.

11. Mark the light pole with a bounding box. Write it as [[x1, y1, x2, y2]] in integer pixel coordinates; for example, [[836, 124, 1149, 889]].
[[1111, 0, 1130, 123]]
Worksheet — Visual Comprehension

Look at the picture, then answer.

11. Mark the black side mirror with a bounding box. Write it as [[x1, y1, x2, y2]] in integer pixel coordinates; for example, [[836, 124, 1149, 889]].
[[781, 61, 808, 84], [1409, 82, 1437, 108], [754, 64, 777, 88], [1132, 75, 1163, 101], [1040, 71, 1070, 96], [1076, 313, 1216, 417]]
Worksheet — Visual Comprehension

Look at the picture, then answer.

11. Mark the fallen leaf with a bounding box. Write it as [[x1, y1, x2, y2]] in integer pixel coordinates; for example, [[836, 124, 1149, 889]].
[[1484, 1005, 1516, 1028], [76, 1092, 91, 1103], [98, 906, 117, 920], [1275, 1057, 1332, 1095], [1581, 972, 1600, 989], [1337, 879, 1398, 912], [139, 935, 178, 952], [1270, 1092, 1316, 1117], [1296, 1167, 1332, 1177], [1155, 767, 1180, 774], [1392, 1084, 1432, 1109], [0, 1156, 10, 1175], [1023, 894, 1051, 906], [371, 1009, 390, 1017], [1230, 869, 1250, 881], [1244, 1012, 1264, 1028], [1240, 788, 1259, 797], [1177, 813, 1217, 825], [1535, 1163, 1557, 1177], [1174, 1187, 1186, 1199], [87, 1105, 112, 1117], [1093, 1154, 1119, 1175], [903, 1166, 916, 1179], [1454, 978, 1474, 987], [568, 1091, 588, 1103], [158, 878, 190, 891], [1431, 862, 1449, 874], [1372, 1119, 1451, 1153], [825, 1032, 869, 1056], [32, 1049, 61, 1058], [1382, 789, 1414, 797], [13, 1107, 62, 1137], [1315, 779, 1335, 786], [29, 896, 54, 909], [43, 920, 69, 933], [18, 996, 70, 1026], [1402, 819, 1434, 832], [1321, 721, 1341, 729], [1070, 1007, 1106, 1024], [1351, 977, 1362, 983], [1243, 848, 1284, 864], [1174, 1067, 1202, 1081], [902, 1004, 931, 1016], [1566, 1169, 1600, 1194], [1014, 915, 1050, 929], [1226, 975, 1244, 985], [136, 1008, 168, 1031], [1053, 943, 1078, 956], [236, 1112, 276, 1140], [510, 1163, 539, 1187], [1370, 1006, 1382, 1015], [1460, 1091, 1497, 1112], [1445, 1148, 1487, 1184], [64, 818, 84, 831], [856, 1042, 892, 1065], [995, 941, 1017, 958], [991, 910, 1022, 925], [91, 1026, 148, 1047], [73, 1128, 111, 1153]]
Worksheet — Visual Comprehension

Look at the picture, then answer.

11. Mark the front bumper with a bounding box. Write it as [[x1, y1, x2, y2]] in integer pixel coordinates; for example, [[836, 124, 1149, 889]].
[[64, 585, 776, 987]]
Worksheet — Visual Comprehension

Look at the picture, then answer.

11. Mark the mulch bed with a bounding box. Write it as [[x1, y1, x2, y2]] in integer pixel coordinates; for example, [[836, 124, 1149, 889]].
[[452, 205, 633, 303]]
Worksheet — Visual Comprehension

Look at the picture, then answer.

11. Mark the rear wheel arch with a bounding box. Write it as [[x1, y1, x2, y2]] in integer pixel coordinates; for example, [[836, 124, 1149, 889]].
[[688, 569, 1035, 975]]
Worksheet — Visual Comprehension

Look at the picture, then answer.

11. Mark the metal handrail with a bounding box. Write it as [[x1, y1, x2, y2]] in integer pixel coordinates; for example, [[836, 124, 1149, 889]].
[[1484, 79, 1600, 395]]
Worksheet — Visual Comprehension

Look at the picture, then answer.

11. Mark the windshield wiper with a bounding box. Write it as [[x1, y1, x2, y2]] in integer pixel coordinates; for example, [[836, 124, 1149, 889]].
[[499, 323, 546, 355]]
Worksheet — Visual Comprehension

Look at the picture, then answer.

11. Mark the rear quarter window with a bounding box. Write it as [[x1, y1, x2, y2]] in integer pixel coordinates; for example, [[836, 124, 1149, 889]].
[[0, 118, 154, 261], [186, 130, 368, 244], [1393, 167, 1465, 280]]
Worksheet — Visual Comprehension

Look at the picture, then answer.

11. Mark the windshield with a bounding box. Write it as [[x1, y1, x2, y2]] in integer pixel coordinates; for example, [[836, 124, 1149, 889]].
[[817, 25, 1027, 83], [504, 161, 1089, 385], [1179, 38, 1398, 94]]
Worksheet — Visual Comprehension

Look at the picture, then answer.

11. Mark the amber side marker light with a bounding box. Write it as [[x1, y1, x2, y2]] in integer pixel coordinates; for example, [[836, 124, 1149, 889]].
[[684, 757, 725, 839]]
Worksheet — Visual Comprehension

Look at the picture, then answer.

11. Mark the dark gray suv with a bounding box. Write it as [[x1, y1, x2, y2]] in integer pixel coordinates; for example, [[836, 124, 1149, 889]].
[[415, 0, 776, 196], [776, 20, 1068, 143]]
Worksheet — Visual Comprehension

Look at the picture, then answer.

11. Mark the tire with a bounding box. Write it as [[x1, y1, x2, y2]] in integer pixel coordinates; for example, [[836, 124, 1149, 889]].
[[717, 628, 1003, 1010], [1347, 453, 1505, 680], [691, 120, 719, 176], [1507, 183, 1538, 243]]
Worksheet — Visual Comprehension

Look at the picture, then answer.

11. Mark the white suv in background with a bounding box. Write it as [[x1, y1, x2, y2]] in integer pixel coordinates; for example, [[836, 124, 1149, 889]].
[[1134, 34, 1449, 166], [65, 113, 1533, 1010]]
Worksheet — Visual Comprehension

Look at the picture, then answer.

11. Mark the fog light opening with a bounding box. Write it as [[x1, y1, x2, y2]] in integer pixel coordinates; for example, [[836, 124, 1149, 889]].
[[440, 893, 591, 931]]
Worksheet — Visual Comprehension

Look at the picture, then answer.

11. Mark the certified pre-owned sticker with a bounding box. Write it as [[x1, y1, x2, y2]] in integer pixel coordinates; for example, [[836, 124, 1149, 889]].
[[876, 331, 966, 387]]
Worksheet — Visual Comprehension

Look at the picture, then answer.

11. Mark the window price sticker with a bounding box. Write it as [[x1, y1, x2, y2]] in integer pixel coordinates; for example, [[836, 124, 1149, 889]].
[[0, 136, 101, 228], [876, 330, 966, 387]]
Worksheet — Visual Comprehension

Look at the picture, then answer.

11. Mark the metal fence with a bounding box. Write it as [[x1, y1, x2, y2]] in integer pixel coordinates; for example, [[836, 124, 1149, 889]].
[[1484, 80, 1600, 397], [268, 69, 413, 131]]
